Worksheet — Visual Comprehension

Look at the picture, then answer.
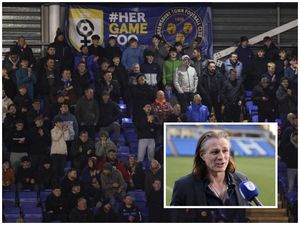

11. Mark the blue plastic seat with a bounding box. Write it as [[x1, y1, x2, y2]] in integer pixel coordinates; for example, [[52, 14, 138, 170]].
[[122, 118, 134, 128], [3, 191, 15, 200], [19, 191, 37, 202], [251, 115, 258, 122]]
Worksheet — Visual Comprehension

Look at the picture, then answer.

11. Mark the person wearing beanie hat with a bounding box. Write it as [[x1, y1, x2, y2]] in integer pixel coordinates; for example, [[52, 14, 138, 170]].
[[51, 28, 74, 72], [162, 46, 181, 85], [121, 36, 144, 71], [88, 34, 105, 59], [173, 52, 198, 112], [105, 36, 122, 61], [236, 36, 254, 79], [263, 36, 279, 62]]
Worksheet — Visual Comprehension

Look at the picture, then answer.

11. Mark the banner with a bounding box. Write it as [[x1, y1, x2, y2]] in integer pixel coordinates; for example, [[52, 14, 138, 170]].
[[65, 5, 213, 58]]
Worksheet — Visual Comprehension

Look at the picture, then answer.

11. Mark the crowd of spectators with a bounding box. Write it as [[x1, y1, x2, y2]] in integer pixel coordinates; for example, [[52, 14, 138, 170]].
[[2, 29, 298, 222]]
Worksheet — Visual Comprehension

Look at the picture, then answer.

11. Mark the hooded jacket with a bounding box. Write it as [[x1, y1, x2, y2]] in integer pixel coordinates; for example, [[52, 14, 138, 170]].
[[173, 65, 198, 94]]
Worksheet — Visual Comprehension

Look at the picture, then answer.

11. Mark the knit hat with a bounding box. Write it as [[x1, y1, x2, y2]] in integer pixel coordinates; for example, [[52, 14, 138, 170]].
[[182, 55, 190, 60], [136, 73, 146, 81], [240, 36, 249, 43]]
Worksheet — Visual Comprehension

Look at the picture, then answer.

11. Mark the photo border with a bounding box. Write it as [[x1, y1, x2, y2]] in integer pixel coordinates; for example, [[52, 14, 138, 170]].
[[163, 122, 278, 209]]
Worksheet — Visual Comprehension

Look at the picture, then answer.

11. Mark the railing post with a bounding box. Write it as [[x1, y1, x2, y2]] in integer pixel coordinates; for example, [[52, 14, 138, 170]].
[[49, 4, 60, 43]]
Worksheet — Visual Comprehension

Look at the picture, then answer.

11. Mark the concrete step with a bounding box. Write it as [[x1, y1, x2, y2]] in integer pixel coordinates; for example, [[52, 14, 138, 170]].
[[246, 208, 287, 217], [248, 216, 289, 223]]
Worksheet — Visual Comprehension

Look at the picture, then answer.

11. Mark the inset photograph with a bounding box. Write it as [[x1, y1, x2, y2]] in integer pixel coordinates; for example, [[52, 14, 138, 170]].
[[164, 123, 277, 208]]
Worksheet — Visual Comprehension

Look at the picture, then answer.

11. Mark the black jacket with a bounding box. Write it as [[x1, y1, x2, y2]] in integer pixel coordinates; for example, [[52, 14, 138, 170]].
[[69, 207, 94, 222], [29, 126, 51, 155], [198, 69, 224, 105], [16, 166, 36, 183], [170, 172, 250, 206], [276, 85, 297, 115], [252, 84, 275, 112], [75, 96, 99, 126], [45, 193, 64, 215], [98, 80, 121, 103], [71, 138, 95, 161], [105, 46, 122, 61], [131, 83, 155, 118], [6, 129, 29, 153], [135, 112, 158, 139], [94, 206, 118, 222], [221, 79, 244, 106], [98, 100, 120, 127]]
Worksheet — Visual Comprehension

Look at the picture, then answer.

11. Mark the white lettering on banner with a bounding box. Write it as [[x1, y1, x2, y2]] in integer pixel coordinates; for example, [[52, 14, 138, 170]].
[[111, 12, 146, 23], [236, 140, 267, 156]]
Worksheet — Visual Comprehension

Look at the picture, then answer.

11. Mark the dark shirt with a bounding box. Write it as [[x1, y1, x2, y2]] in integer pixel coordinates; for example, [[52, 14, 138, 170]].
[[203, 174, 239, 206]]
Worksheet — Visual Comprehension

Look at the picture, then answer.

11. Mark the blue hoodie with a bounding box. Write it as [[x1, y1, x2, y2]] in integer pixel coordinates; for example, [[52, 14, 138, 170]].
[[121, 47, 144, 70], [186, 103, 209, 122]]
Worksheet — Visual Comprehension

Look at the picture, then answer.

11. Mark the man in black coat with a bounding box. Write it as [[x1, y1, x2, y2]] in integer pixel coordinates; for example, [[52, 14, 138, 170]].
[[98, 70, 121, 103], [98, 91, 121, 145], [131, 73, 155, 120], [263, 36, 279, 62], [45, 185, 66, 222], [221, 69, 244, 122], [29, 116, 51, 169], [198, 61, 224, 121], [252, 77, 276, 122], [70, 130, 95, 174], [69, 197, 93, 222]]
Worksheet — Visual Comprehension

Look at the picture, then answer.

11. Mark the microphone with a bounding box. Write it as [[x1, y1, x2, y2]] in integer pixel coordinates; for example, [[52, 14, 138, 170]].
[[239, 180, 263, 206]]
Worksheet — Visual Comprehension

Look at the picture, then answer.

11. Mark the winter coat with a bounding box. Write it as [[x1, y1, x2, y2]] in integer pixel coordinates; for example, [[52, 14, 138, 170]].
[[276, 85, 297, 115], [100, 168, 127, 198], [2, 96, 13, 123], [162, 59, 181, 85], [252, 84, 275, 112], [174, 65, 198, 94], [223, 59, 243, 80], [191, 58, 208, 78], [15, 68, 37, 98], [186, 103, 209, 122], [75, 96, 99, 126], [146, 44, 169, 70], [95, 139, 117, 159], [221, 79, 244, 106], [235, 46, 254, 72], [29, 126, 51, 155], [141, 62, 161, 87], [98, 100, 120, 127], [6, 129, 29, 153]]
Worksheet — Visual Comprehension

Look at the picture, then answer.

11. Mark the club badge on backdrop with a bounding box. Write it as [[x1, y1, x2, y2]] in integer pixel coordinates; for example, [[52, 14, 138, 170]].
[[66, 5, 213, 58]]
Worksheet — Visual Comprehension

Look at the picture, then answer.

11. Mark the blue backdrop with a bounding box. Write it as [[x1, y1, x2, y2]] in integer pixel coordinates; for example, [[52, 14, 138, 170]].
[[65, 4, 213, 58]]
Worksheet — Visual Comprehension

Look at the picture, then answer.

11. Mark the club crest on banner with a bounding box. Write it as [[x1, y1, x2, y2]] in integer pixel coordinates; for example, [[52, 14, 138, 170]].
[[68, 8, 104, 52], [155, 8, 204, 47]]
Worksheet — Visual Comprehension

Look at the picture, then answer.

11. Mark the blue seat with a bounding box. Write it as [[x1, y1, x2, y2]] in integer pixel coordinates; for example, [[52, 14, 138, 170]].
[[251, 115, 258, 122], [275, 118, 282, 126], [245, 91, 253, 98], [21, 202, 42, 214], [128, 190, 147, 202], [24, 213, 43, 222], [119, 146, 130, 154], [4, 213, 20, 222], [122, 118, 134, 128], [40, 190, 51, 202], [3, 191, 15, 200], [19, 191, 37, 202]]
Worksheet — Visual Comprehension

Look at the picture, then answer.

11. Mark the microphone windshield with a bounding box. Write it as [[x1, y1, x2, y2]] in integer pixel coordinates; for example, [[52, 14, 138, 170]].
[[239, 180, 259, 201]]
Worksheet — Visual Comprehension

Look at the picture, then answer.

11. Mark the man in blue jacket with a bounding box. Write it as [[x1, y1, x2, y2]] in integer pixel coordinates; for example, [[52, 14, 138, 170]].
[[121, 37, 144, 71], [186, 94, 209, 122]]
